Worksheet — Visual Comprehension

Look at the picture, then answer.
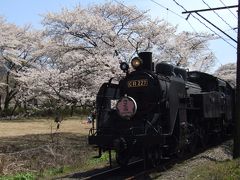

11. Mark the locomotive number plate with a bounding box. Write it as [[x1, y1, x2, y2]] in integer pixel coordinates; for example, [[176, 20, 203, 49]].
[[128, 79, 148, 88]]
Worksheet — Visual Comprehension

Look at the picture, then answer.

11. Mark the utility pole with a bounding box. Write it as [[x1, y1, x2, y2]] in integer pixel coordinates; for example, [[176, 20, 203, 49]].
[[233, 0, 240, 158]]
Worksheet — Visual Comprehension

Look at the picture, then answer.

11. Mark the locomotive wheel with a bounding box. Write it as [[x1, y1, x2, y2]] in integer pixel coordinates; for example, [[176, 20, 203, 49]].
[[116, 151, 129, 167], [188, 132, 199, 153], [199, 128, 209, 148], [148, 149, 159, 167], [147, 147, 160, 167], [176, 146, 186, 159]]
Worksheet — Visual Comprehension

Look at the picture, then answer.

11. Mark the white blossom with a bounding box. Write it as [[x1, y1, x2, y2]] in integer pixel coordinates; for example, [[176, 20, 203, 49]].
[[214, 63, 236, 85], [14, 2, 216, 110]]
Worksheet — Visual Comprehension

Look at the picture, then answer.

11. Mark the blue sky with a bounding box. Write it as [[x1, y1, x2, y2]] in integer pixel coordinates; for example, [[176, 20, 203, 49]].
[[0, 0, 237, 71]]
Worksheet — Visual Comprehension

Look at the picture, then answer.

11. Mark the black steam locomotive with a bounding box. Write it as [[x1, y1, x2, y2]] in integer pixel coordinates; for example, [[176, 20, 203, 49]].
[[88, 52, 234, 167]]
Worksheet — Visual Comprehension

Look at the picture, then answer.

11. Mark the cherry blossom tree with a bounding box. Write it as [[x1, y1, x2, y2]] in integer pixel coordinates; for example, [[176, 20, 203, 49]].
[[16, 2, 216, 114], [160, 31, 215, 72], [214, 63, 236, 85], [0, 17, 42, 116]]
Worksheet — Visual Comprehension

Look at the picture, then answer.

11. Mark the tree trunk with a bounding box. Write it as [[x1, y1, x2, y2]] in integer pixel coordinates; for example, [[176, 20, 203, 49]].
[[4, 72, 10, 112], [70, 103, 76, 117], [10, 101, 20, 117], [0, 95, 2, 111], [3, 71, 18, 116]]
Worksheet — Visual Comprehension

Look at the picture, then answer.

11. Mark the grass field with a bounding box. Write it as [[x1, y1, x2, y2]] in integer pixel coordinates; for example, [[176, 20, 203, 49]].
[[0, 116, 91, 137], [1, 117, 238, 179], [0, 116, 107, 179]]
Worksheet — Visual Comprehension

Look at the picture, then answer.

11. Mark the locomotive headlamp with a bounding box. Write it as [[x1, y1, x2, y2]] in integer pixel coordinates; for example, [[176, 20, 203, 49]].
[[120, 62, 129, 72], [131, 57, 142, 70]]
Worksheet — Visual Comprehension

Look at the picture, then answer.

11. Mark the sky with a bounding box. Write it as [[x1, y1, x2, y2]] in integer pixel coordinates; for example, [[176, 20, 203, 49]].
[[0, 0, 237, 72]]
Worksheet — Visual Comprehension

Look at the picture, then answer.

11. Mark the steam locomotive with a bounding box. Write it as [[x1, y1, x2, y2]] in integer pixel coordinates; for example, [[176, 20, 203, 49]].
[[88, 52, 234, 167]]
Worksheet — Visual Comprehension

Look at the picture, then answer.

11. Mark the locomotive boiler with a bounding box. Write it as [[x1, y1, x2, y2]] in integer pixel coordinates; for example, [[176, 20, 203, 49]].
[[88, 52, 234, 167]]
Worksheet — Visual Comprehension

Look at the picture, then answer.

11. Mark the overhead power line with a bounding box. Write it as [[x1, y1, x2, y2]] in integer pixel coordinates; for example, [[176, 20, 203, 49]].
[[149, 0, 185, 20], [173, 0, 237, 49], [192, 12, 237, 43], [202, 0, 237, 33], [218, 0, 238, 19], [149, 0, 197, 32]]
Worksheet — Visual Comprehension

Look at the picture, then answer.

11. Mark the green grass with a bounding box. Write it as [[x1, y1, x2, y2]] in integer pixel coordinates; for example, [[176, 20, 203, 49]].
[[0, 117, 112, 179], [0, 153, 112, 180], [37, 153, 111, 179], [188, 159, 240, 180], [39, 152, 114, 179], [0, 172, 35, 180], [86, 152, 114, 166]]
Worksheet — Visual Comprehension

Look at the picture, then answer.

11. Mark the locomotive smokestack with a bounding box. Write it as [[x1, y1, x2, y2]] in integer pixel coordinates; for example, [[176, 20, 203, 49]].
[[138, 52, 152, 71]]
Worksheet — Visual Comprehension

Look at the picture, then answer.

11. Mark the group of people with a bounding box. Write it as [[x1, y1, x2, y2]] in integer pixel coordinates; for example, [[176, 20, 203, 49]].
[[54, 107, 96, 128]]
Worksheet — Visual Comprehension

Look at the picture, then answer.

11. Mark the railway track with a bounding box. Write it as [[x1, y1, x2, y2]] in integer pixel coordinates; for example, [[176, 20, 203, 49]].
[[59, 139, 231, 179], [58, 159, 143, 179], [57, 155, 193, 179], [59, 157, 180, 179]]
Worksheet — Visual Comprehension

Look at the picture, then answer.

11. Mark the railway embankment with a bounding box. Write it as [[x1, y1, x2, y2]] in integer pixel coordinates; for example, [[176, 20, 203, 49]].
[[150, 140, 235, 179]]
